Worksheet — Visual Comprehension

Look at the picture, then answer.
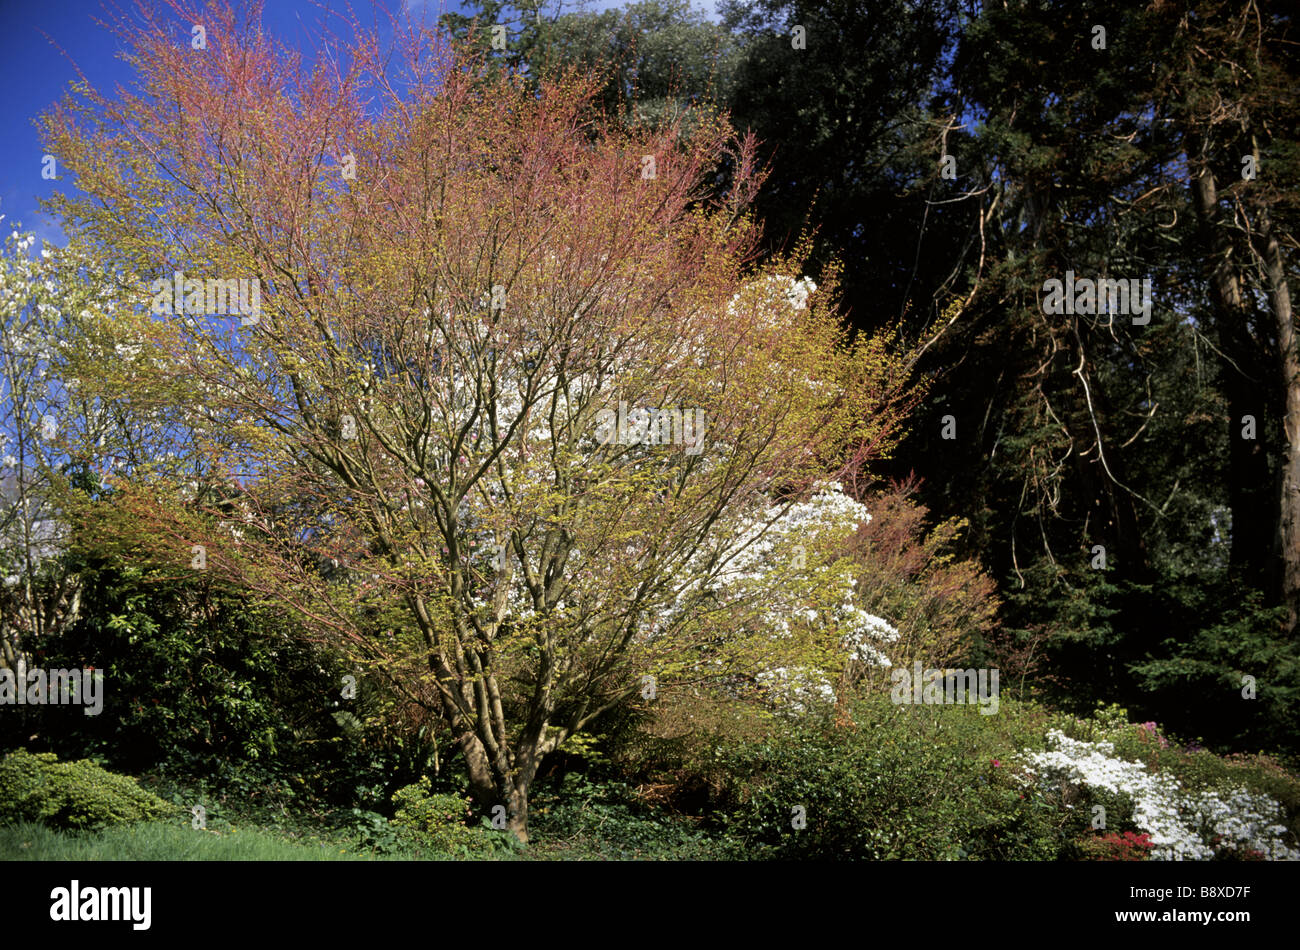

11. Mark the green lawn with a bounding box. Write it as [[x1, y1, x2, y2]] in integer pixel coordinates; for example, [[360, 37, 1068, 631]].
[[0, 820, 449, 861], [0, 817, 729, 861]]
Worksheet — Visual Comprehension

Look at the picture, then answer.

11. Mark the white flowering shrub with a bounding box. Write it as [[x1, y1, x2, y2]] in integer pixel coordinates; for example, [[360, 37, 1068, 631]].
[[680, 482, 899, 712], [1021, 729, 1299, 860], [474, 476, 898, 714], [0, 228, 110, 668], [725, 275, 818, 320]]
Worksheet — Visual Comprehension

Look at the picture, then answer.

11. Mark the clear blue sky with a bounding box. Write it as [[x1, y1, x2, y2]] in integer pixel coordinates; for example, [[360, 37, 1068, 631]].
[[0, 0, 718, 250], [0, 0, 416, 247]]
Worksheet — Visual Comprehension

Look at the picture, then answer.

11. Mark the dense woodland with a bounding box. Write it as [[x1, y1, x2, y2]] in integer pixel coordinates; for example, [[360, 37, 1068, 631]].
[[2, 0, 1299, 862]]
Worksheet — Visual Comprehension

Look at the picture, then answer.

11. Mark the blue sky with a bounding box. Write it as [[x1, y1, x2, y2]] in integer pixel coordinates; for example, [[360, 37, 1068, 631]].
[[0, 0, 720, 250], [0, 0, 379, 248]]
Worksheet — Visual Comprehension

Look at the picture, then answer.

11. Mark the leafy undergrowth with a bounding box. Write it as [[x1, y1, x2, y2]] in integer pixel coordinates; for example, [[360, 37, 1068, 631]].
[[124, 765, 731, 861], [524, 774, 742, 861], [3, 698, 1296, 862]]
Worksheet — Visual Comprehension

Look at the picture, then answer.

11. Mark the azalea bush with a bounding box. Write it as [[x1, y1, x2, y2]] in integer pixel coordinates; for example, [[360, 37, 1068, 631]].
[[1077, 830, 1154, 861], [1018, 729, 1300, 860]]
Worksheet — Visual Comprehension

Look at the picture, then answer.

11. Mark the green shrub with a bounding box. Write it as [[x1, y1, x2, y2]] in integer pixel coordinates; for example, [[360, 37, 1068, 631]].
[[348, 808, 406, 855], [0, 749, 178, 831], [713, 696, 1069, 859], [390, 778, 497, 857]]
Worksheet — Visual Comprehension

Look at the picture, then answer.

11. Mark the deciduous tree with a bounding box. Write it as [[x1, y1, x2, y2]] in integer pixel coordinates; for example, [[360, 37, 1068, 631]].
[[43, 0, 914, 838]]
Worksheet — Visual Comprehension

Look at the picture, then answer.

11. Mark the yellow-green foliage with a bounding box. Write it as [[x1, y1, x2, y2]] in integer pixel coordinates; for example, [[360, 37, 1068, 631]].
[[0, 749, 178, 831], [390, 778, 490, 856]]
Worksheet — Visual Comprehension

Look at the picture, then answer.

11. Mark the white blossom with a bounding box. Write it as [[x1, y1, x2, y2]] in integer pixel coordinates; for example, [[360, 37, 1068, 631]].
[[1021, 730, 1299, 861]]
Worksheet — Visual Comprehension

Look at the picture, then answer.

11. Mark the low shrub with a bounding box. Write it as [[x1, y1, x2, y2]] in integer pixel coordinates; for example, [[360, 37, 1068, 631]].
[[0, 749, 178, 831], [1018, 728, 1300, 860], [389, 778, 506, 857], [1077, 831, 1154, 861], [713, 696, 1068, 859], [527, 772, 738, 860]]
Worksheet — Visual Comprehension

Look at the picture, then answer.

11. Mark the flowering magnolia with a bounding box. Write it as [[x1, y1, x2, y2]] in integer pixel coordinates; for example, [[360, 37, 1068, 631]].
[[0, 227, 151, 670], [1021, 730, 1299, 860]]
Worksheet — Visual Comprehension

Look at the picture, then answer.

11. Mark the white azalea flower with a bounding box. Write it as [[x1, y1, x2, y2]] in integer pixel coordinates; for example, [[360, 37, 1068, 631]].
[[1021, 730, 1300, 861]]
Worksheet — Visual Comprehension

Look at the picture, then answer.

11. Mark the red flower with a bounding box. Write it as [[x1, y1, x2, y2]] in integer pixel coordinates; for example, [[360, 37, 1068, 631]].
[[1081, 831, 1153, 861]]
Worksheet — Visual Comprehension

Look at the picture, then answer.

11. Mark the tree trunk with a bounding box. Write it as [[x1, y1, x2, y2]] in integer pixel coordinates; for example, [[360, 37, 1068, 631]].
[[1189, 139, 1276, 592], [1257, 210, 1300, 631], [448, 717, 538, 843], [506, 780, 530, 844]]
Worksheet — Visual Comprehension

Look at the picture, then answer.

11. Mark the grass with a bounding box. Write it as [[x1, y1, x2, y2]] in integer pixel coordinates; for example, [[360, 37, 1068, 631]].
[[0, 816, 710, 861], [0, 819, 449, 861]]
